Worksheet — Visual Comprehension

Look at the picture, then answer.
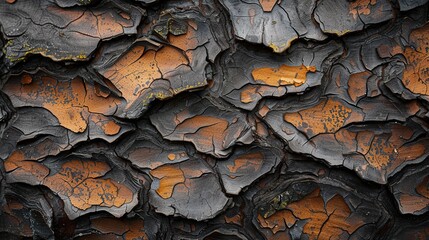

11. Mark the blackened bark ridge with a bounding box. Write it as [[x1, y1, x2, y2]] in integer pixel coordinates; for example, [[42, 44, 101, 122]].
[[0, 0, 429, 239]]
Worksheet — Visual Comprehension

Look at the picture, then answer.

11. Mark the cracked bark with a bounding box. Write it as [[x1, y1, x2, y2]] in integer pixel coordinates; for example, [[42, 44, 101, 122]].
[[0, 0, 429, 239]]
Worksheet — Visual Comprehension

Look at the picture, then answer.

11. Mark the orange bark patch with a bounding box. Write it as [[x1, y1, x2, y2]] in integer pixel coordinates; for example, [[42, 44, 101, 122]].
[[150, 165, 185, 199], [178, 116, 229, 153], [258, 210, 296, 234], [396, 175, 429, 214], [240, 86, 259, 104], [402, 24, 429, 96], [399, 194, 429, 214], [95, 11, 128, 39], [102, 120, 121, 136], [349, 0, 376, 19], [226, 152, 263, 173], [150, 162, 209, 200], [168, 20, 200, 51], [353, 125, 425, 171], [258, 105, 271, 118], [239, 85, 285, 104], [286, 189, 365, 240], [100, 44, 195, 111], [21, 74, 32, 84], [4, 150, 50, 183], [61, 4, 133, 40], [364, 135, 396, 169], [44, 159, 134, 211], [400, 143, 428, 162], [225, 209, 243, 225], [2, 75, 122, 133], [348, 71, 370, 102], [1, 1, 139, 63], [125, 218, 149, 240], [284, 98, 364, 137], [252, 64, 316, 87], [377, 44, 403, 58], [356, 130, 374, 154], [155, 46, 188, 74], [70, 178, 132, 210], [259, 0, 278, 12], [101, 46, 160, 109], [90, 115, 122, 136], [37, 77, 87, 133], [395, 175, 429, 214]]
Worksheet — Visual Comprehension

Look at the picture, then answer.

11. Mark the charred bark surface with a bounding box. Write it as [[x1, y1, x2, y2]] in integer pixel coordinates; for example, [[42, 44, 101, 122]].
[[0, 0, 429, 239]]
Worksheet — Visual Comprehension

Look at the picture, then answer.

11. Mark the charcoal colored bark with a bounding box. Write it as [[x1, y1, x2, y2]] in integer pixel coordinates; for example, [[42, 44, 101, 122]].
[[1, 0, 429, 239]]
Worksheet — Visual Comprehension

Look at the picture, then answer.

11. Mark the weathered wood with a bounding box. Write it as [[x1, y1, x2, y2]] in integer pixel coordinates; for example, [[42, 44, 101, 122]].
[[0, 0, 144, 66], [1, 0, 429, 239]]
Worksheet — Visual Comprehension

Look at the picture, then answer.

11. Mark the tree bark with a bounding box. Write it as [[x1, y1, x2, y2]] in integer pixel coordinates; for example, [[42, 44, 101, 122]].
[[0, 0, 428, 239]]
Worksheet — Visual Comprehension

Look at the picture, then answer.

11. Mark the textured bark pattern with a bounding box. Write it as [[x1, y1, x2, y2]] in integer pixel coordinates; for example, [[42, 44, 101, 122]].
[[0, 0, 429, 239]]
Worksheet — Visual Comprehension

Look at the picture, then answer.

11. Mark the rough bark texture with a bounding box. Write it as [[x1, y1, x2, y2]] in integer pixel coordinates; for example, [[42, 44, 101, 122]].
[[1, 0, 429, 239]]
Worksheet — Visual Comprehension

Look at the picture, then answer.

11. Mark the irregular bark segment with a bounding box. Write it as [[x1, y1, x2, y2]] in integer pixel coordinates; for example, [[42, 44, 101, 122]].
[[261, 93, 428, 183], [4, 150, 138, 219], [150, 165, 186, 199], [286, 190, 365, 239], [221, 0, 327, 52], [390, 163, 429, 215], [252, 65, 316, 87], [347, 71, 371, 102], [4, 150, 50, 184], [148, 159, 229, 221], [255, 169, 389, 240], [0, 0, 143, 66], [218, 41, 342, 110], [150, 95, 254, 158], [4, 76, 99, 133], [315, 0, 393, 36], [94, 4, 230, 118], [283, 98, 364, 137], [0, 188, 55, 240], [216, 147, 283, 195], [402, 23, 429, 96], [257, 210, 296, 235], [116, 124, 191, 170], [2, 72, 134, 139], [0, 106, 133, 171], [44, 160, 134, 214]]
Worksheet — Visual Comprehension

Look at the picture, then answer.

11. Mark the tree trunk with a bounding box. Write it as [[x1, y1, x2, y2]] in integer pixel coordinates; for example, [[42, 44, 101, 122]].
[[0, 0, 428, 239]]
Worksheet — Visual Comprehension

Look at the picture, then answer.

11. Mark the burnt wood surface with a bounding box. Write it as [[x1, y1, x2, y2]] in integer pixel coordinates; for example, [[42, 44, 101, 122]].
[[1, 0, 429, 239]]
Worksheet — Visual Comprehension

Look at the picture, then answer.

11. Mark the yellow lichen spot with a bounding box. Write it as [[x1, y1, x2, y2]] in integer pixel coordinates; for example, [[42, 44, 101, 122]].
[[268, 43, 282, 53]]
